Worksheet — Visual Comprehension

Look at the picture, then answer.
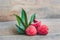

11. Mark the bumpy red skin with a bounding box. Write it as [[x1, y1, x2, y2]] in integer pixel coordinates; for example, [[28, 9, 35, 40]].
[[32, 22, 41, 28], [37, 25, 48, 35], [34, 19, 39, 23], [26, 25, 37, 36]]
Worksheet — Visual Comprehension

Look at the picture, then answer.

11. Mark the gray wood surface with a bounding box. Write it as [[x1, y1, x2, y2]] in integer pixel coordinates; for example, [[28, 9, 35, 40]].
[[0, 19, 60, 40]]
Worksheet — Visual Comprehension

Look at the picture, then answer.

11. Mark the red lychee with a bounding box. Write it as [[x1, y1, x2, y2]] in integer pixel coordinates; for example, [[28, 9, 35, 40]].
[[34, 19, 39, 23], [32, 22, 41, 28], [37, 25, 48, 35], [26, 25, 37, 36]]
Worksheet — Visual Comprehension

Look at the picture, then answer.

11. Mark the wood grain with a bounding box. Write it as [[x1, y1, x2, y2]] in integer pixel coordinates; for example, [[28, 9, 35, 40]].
[[0, 0, 60, 21], [0, 19, 60, 40]]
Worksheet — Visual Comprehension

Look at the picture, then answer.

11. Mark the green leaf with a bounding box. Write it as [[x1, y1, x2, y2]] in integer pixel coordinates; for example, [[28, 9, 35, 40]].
[[21, 8, 28, 27], [14, 14, 26, 29], [15, 24, 25, 34], [29, 14, 36, 25], [19, 23, 25, 30], [15, 15, 20, 26]]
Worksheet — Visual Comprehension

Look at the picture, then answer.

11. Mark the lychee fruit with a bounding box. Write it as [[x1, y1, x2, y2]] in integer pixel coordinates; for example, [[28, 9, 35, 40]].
[[26, 25, 37, 36], [32, 22, 41, 28], [37, 25, 48, 35], [34, 19, 39, 23]]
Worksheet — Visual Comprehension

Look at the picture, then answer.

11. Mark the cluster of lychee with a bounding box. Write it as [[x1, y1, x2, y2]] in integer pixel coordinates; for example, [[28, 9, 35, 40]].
[[13, 9, 49, 36], [26, 19, 48, 36]]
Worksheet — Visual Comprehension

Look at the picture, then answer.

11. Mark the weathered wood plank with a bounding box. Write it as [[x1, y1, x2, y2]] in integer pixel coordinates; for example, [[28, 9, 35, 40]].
[[0, 0, 60, 21], [0, 19, 60, 40]]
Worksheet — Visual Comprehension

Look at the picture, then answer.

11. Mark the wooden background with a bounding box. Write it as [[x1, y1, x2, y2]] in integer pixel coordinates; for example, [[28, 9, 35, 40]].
[[0, 0, 60, 21], [0, 0, 60, 40]]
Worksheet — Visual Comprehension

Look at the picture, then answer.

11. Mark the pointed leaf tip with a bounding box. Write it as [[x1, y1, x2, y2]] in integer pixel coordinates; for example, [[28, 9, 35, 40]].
[[21, 8, 28, 28], [14, 14, 26, 29], [13, 14, 20, 26], [29, 14, 36, 25]]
